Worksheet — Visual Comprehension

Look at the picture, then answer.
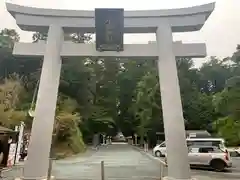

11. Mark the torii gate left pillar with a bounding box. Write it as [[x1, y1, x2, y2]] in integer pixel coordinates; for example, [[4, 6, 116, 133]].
[[6, 2, 215, 180], [23, 24, 64, 180]]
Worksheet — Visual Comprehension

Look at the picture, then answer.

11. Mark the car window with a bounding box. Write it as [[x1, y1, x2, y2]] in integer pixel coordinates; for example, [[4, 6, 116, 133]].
[[187, 140, 223, 147], [188, 147, 199, 153], [159, 142, 166, 147], [199, 147, 215, 153], [189, 146, 224, 153], [187, 141, 193, 146]]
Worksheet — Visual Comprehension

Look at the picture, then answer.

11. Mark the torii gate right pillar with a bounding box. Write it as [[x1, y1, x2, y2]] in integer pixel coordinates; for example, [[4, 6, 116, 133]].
[[156, 23, 191, 180]]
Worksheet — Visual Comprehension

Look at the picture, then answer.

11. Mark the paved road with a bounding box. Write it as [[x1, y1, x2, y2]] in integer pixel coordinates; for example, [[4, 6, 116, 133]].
[[3, 143, 240, 180], [52, 143, 161, 180], [197, 157, 240, 179], [145, 149, 240, 179], [191, 165, 240, 179]]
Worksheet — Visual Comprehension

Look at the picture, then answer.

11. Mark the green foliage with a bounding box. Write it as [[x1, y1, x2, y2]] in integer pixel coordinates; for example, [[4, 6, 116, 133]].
[[55, 95, 85, 153], [0, 74, 26, 127], [213, 68, 240, 145], [32, 32, 47, 42], [213, 116, 240, 146], [0, 28, 20, 49], [199, 56, 233, 94], [32, 32, 92, 43], [184, 92, 216, 131], [133, 69, 160, 144], [214, 77, 240, 118]]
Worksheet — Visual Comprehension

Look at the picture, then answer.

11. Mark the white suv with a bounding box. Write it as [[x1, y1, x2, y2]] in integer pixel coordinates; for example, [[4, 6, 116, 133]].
[[164, 146, 232, 171], [188, 146, 232, 171], [153, 138, 226, 157]]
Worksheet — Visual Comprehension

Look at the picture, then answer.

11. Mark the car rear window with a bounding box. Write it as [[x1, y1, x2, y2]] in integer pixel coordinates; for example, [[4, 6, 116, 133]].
[[187, 140, 222, 147], [199, 147, 214, 153], [197, 147, 224, 153]]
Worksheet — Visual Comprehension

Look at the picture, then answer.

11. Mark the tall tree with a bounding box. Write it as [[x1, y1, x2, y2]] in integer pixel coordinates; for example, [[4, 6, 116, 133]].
[[0, 74, 26, 127], [0, 28, 20, 49]]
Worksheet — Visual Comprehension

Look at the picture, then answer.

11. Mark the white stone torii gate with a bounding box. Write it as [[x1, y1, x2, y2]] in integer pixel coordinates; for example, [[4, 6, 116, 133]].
[[6, 2, 215, 180]]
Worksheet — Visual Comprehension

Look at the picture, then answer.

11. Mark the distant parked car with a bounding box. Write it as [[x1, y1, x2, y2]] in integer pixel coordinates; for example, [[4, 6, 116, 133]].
[[228, 147, 240, 157], [113, 132, 126, 142]]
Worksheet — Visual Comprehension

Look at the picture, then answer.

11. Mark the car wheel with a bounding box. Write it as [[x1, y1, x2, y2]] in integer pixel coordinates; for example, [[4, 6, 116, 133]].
[[210, 159, 226, 171], [155, 151, 162, 157]]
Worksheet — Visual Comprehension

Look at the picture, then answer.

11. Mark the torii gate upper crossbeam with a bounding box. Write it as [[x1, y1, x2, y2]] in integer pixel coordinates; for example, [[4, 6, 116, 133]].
[[6, 2, 215, 33]]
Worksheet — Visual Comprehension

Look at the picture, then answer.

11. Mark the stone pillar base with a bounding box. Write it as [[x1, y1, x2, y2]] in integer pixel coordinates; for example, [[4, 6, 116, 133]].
[[15, 176, 55, 180]]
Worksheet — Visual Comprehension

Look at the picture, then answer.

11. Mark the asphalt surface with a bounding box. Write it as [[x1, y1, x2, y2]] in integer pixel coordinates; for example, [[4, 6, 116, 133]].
[[192, 156, 240, 179], [143, 147, 240, 179], [2, 143, 240, 180], [53, 143, 161, 180]]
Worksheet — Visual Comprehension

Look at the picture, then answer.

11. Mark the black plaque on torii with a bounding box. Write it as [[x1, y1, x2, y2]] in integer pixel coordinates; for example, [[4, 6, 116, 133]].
[[95, 8, 124, 52]]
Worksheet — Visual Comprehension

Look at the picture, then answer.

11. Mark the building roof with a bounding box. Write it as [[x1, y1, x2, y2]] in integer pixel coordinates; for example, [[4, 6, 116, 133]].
[[186, 130, 211, 138], [156, 130, 211, 138]]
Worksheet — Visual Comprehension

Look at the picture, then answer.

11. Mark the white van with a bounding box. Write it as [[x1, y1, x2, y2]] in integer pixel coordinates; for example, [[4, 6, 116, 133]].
[[153, 138, 226, 157]]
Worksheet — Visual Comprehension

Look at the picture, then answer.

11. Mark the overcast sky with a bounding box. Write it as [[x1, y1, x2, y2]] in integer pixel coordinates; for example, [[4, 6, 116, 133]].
[[0, 0, 240, 67]]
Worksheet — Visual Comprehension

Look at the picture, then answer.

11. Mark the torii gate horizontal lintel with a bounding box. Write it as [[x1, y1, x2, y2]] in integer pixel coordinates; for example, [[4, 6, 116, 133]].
[[13, 42, 206, 58], [6, 2, 215, 33]]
